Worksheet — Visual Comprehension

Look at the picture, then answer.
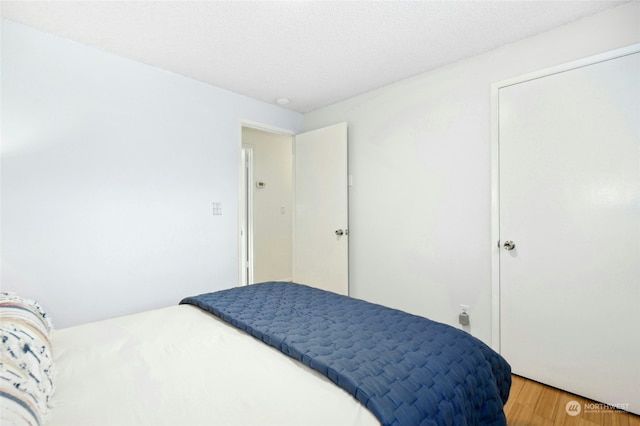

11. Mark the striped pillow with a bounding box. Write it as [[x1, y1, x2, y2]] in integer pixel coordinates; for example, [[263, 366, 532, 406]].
[[0, 293, 55, 426]]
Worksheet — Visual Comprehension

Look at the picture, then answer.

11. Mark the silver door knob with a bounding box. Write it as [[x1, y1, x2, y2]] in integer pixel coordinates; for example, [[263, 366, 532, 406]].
[[503, 240, 516, 250]]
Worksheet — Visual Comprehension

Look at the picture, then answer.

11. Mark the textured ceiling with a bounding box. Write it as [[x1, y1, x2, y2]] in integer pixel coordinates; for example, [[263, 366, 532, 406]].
[[1, 1, 629, 113]]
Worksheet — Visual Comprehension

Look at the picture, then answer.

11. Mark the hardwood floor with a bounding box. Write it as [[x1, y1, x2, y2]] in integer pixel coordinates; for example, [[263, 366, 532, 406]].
[[505, 375, 640, 425]]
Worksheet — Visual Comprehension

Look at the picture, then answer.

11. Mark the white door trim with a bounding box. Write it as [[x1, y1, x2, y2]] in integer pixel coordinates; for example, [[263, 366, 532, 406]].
[[490, 42, 640, 352], [240, 145, 255, 285], [240, 120, 296, 137]]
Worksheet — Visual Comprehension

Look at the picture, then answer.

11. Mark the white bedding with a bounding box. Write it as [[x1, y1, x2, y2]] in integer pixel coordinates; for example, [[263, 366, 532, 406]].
[[49, 304, 379, 426]]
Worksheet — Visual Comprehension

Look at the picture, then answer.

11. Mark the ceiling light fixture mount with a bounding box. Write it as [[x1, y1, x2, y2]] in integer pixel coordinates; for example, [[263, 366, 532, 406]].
[[276, 97, 290, 105]]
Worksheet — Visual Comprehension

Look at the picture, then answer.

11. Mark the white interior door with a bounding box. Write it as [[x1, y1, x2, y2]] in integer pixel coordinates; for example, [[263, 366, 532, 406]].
[[293, 123, 349, 295], [497, 47, 639, 414]]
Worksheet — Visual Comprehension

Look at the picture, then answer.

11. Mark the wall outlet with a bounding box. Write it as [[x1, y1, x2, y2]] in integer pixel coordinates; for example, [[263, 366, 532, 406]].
[[459, 304, 470, 327], [458, 312, 470, 326]]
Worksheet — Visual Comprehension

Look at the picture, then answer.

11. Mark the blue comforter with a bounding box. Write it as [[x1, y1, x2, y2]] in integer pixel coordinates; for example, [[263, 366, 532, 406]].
[[181, 282, 511, 426]]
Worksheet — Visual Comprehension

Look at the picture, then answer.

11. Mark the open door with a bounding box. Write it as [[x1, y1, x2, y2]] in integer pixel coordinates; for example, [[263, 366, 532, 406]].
[[293, 123, 349, 295]]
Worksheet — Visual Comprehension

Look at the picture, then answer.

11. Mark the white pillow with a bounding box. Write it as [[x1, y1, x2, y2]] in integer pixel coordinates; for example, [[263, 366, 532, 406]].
[[0, 293, 55, 426]]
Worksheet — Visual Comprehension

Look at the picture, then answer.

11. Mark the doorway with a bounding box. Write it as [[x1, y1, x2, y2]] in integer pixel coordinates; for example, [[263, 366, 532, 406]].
[[240, 125, 294, 285], [238, 121, 350, 294]]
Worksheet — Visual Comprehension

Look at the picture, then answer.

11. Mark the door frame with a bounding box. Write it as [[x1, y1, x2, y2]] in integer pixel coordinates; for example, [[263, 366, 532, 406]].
[[238, 120, 295, 286], [240, 144, 255, 286], [490, 43, 640, 352]]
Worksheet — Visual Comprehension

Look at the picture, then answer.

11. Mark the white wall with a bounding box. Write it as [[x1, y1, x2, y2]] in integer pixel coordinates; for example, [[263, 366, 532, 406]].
[[1, 20, 303, 328], [242, 127, 293, 283], [3, 4, 638, 333], [304, 2, 640, 345]]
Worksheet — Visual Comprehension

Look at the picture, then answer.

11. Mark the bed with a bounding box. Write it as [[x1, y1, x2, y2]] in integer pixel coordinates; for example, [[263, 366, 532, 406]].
[[1, 282, 511, 426]]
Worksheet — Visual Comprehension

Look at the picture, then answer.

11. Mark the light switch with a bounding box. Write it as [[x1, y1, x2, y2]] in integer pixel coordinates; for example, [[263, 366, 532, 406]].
[[212, 202, 222, 216]]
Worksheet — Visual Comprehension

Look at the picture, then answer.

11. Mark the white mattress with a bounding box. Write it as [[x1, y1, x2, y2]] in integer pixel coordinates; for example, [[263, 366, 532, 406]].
[[49, 305, 379, 426]]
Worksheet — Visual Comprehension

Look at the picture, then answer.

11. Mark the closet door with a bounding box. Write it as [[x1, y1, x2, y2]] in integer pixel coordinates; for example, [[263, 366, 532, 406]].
[[498, 49, 639, 414]]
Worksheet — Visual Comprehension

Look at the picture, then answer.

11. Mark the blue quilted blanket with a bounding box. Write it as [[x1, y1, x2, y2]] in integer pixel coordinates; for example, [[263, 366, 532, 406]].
[[181, 282, 511, 426]]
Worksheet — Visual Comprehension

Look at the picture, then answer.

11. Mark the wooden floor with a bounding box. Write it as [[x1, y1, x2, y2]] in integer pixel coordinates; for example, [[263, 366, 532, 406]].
[[505, 375, 639, 426]]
